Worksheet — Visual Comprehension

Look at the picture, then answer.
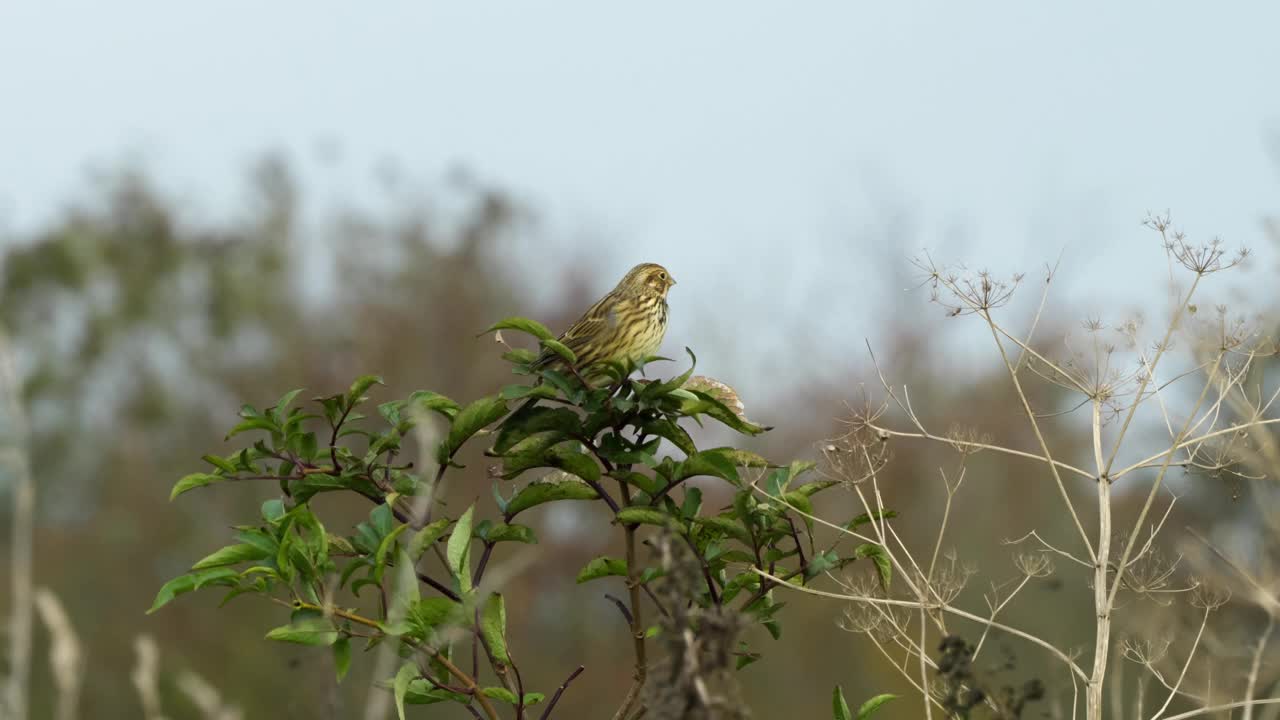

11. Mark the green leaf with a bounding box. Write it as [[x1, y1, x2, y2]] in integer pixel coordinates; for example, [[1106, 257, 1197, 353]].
[[192, 543, 270, 570], [481, 686, 519, 704], [541, 338, 577, 365], [479, 522, 537, 544], [373, 523, 411, 583], [539, 369, 578, 398], [405, 597, 463, 639], [722, 448, 774, 468], [347, 375, 385, 407], [640, 347, 698, 400], [496, 432, 573, 477], [690, 514, 751, 543], [261, 498, 286, 523], [170, 473, 223, 500], [409, 390, 461, 420], [370, 503, 394, 537], [234, 528, 279, 555], [847, 509, 898, 530], [505, 479, 599, 517], [616, 507, 676, 528], [805, 549, 840, 581], [681, 487, 703, 518], [265, 618, 339, 646], [201, 454, 238, 474], [447, 505, 475, 593], [676, 448, 741, 485], [766, 460, 816, 497], [610, 469, 661, 496], [480, 593, 510, 664], [224, 417, 278, 440], [408, 518, 452, 561], [736, 650, 762, 670], [640, 417, 697, 456], [522, 692, 547, 705], [273, 388, 305, 412], [487, 316, 555, 342], [833, 685, 853, 720], [678, 389, 771, 435], [503, 348, 539, 365], [446, 395, 509, 458], [499, 383, 561, 401], [493, 405, 582, 454], [547, 446, 601, 483], [148, 567, 240, 613], [782, 491, 816, 533], [792, 479, 840, 498], [390, 679, 468, 705], [855, 543, 893, 591], [333, 636, 352, 682], [856, 694, 898, 719], [393, 661, 417, 720], [576, 556, 628, 583], [287, 472, 355, 504]]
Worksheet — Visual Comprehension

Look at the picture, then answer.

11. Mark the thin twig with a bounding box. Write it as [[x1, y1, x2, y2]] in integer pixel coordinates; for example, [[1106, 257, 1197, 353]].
[[754, 568, 1089, 682], [539, 666, 585, 720]]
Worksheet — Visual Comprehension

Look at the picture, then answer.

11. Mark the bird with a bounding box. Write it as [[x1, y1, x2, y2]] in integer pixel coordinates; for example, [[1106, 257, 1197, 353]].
[[531, 262, 676, 381]]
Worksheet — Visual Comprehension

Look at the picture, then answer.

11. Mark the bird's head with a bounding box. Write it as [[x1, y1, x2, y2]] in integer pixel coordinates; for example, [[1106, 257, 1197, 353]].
[[620, 262, 676, 298]]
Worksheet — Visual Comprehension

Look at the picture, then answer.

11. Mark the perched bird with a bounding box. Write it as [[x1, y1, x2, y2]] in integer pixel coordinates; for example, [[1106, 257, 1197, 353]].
[[532, 262, 676, 379]]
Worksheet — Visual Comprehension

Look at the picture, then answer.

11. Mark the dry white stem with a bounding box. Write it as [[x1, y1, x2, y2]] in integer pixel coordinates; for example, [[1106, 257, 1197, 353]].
[[865, 425, 1094, 480], [1188, 529, 1280, 615], [930, 271, 1090, 396], [132, 635, 169, 720], [1107, 354, 1224, 615], [972, 574, 1032, 659], [1243, 614, 1277, 720], [927, 466, 965, 580], [1110, 416, 1280, 480], [755, 568, 1090, 682], [1090, 399, 1113, 718], [176, 670, 243, 720], [33, 589, 84, 720], [861, 623, 948, 714], [1011, 257, 1060, 374], [919, 608, 933, 720], [1163, 698, 1280, 720], [1148, 606, 1212, 719], [1169, 358, 1254, 466], [850, 473, 958, 625], [1121, 493, 1181, 571], [1101, 274, 1202, 476], [363, 412, 446, 720], [1005, 530, 1092, 569], [984, 310, 1097, 562], [1137, 658, 1206, 707], [831, 245, 1280, 719], [1, 329, 33, 720]]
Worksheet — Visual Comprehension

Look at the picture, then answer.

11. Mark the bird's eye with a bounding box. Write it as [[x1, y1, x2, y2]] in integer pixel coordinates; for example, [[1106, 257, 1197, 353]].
[[658, 272, 666, 280]]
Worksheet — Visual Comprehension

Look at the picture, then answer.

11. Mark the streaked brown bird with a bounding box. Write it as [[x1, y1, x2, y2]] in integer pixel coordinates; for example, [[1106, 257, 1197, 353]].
[[532, 262, 676, 377]]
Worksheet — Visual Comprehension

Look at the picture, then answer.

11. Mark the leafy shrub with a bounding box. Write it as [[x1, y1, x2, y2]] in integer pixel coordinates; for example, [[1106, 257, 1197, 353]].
[[151, 318, 890, 719]]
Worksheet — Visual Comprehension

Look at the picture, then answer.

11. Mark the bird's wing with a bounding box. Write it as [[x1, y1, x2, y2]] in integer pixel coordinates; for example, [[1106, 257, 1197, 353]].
[[530, 295, 617, 369]]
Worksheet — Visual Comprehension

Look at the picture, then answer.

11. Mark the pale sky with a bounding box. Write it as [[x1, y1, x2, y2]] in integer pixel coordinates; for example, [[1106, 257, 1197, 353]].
[[2, 1, 1279, 389]]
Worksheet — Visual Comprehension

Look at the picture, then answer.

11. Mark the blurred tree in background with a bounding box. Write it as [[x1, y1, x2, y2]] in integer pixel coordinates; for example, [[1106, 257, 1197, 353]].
[[0, 159, 542, 717]]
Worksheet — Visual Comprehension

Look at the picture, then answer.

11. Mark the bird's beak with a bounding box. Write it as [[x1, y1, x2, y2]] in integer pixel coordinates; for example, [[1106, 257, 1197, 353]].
[[669, 276, 677, 286]]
